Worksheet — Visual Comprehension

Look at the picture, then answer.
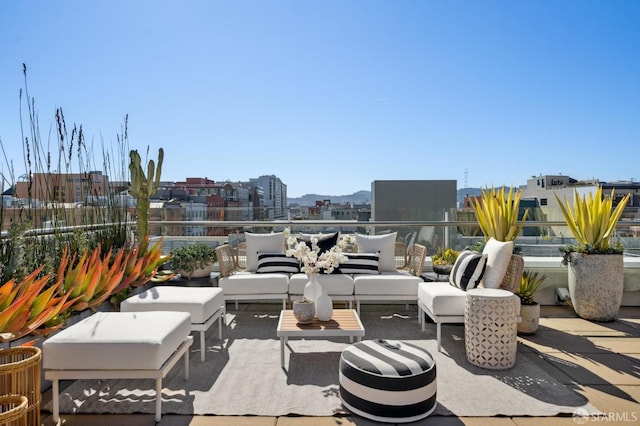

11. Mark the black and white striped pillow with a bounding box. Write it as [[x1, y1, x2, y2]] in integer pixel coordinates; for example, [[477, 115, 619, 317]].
[[337, 253, 380, 275], [449, 250, 487, 290], [256, 253, 300, 274]]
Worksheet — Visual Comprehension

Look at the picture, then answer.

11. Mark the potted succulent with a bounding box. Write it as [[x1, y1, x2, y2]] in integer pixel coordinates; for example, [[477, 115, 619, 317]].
[[473, 186, 529, 242], [169, 243, 218, 279], [515, 270, 546, 335], [555, 186, 630, 321], [431, 247, 459, 276]]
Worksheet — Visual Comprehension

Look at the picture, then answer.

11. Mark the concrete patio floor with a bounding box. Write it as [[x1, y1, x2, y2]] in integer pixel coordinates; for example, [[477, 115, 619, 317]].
[[40, 305, 640, 426]]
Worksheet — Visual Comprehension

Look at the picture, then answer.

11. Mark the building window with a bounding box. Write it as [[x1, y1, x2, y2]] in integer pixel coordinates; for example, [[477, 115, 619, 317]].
[[540, 198, 547, 206]]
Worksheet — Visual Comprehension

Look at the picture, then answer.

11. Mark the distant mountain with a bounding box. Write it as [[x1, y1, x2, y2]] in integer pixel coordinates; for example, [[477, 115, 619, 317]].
[[288, 190, 371, 206], [288, 188, 479, 207], [457, 187, 482, 205]]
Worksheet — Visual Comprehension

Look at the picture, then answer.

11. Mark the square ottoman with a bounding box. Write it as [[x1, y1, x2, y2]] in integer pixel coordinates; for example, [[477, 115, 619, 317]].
[[120, 286, 226, 361], [43, 311, 193, 423]]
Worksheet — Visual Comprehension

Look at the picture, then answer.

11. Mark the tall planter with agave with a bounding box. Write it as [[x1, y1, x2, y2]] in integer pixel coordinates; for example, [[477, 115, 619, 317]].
[[555, 187, 630, 321]]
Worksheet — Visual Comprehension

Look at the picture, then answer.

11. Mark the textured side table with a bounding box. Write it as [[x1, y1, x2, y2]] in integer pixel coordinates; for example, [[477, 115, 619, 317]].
[[464, 288, 519, 369]]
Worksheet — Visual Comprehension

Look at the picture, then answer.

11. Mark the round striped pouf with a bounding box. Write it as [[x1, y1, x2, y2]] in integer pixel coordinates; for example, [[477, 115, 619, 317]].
[[339, 339, 437, 423]]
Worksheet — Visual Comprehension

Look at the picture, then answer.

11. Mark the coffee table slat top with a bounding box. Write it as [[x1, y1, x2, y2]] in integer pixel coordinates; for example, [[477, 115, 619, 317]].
[[277, 309, 364, 337]]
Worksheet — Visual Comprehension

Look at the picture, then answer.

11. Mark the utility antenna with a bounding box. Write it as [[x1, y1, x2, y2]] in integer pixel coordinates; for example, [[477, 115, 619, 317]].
[[464, 168, 469, 188]]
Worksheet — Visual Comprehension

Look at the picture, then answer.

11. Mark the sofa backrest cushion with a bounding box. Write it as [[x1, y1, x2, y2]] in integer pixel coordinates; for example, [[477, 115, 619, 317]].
[[480, 238, 514, 289], [256, 253, 300, 274], [449, 250, 487, 290], [245, 232, 285, 272], [336, 253, 380, 275], [356, 232, 397, 272]]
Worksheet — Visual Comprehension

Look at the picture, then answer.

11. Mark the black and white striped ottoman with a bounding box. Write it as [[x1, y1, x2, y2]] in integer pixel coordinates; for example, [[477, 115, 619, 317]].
[[339, 339, 437, 423]]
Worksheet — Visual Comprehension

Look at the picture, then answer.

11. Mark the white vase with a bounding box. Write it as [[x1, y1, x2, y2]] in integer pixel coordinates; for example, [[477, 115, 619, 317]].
[[303, 274, 322, 304], [316, 286, 333, 321]]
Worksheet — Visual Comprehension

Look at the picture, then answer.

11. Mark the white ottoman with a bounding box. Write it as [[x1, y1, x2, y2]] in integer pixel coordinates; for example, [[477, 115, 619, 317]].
[[465, 288, 519, 369], [43, 311, 193, 423], [121, 286, 226, 361]]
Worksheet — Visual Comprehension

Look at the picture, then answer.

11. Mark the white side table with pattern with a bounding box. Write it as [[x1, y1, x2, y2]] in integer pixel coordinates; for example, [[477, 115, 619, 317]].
[[464, 288, 519, 369]]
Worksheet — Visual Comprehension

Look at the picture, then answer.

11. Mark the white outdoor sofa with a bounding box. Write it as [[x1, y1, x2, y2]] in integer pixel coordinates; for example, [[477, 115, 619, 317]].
[[216, 231, 427, 313], [417, 238, 524, 351]]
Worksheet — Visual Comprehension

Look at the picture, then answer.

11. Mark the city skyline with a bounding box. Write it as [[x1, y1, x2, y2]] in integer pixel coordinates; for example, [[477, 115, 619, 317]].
[[1, 0, 639, 198]]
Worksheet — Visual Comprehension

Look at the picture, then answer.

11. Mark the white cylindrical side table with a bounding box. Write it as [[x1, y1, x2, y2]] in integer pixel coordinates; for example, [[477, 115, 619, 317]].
[[464, 288, 519, 369]]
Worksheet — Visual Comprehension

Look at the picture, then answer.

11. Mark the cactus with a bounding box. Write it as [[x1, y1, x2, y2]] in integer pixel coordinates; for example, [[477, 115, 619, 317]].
[[129, 148, 164, 249]]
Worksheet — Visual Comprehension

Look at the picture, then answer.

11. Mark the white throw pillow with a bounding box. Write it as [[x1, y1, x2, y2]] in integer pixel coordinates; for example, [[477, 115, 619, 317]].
[[480, 238, 514, 289], [245, 232, 285, 272], [355, 232, 397, 272]]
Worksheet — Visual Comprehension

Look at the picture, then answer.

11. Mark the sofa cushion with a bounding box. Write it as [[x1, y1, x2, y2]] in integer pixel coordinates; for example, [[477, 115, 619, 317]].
[[120, 286, 224, 324], [219, 271, 289, 295], [480, 238, 514, 289], [337, 253, 380, 275], [297, 232, 339, 253], [418, 281, 467, 316], [356, 232, 397, 272], [448, 250, 487, 291], [43, 311, 191, 370], [245, 232, 285, 272], [256, 253, 300, 274], [353, 271, 422, 296], [289, 273, 355, 296]]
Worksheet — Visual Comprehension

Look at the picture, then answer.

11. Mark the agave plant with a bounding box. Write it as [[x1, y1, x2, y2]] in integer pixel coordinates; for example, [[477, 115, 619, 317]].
[[112, 237, 173, 295], [0, 266, 74, 342], [554, 186, 631, 253], [515, 270, 546, 305], [473, 186, 529, 242], [58, 245, 127, 312]]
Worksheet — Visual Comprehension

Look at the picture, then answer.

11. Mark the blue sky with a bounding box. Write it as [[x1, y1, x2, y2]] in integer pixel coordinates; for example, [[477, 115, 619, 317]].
[[1, 0, 639, 197]]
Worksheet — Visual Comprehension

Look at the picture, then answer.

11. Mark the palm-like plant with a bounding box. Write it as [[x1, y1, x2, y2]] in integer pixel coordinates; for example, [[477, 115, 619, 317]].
[[554, 187, 631, 253], [473, 186, 529, 242], [515, 270, 545, 305]]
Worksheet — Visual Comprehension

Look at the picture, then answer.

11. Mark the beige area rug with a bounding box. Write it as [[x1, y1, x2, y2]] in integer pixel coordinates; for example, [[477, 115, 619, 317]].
[[43, 308, 598, 418]]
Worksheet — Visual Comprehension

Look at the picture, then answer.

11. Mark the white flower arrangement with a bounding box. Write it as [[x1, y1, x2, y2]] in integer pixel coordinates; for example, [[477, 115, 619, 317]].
[[283, 228, 355, 275]]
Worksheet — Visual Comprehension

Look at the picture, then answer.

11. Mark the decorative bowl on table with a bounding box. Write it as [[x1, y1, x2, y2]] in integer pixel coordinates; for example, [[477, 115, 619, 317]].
[[293, 299, 315, 324]]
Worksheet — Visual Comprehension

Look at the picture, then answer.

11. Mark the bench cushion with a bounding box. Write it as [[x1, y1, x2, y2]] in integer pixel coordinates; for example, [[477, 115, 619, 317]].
[[353, 271, 422, 296], [120, 286, 224, 324], [289, 273, 354, 296], [418, 281, 467, 316], [219, 271, 289, 295], [43, 311, 191, 370]]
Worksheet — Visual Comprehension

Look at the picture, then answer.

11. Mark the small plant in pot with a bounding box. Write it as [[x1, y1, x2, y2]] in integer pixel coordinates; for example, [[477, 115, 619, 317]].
[[515, 270, 546, 335], [169, 243, 217, 279], [431, 247, 459, 275]]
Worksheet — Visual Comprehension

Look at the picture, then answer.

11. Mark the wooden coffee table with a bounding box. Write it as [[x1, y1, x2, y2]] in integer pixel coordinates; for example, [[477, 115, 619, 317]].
[[277, 309, 365, 368]]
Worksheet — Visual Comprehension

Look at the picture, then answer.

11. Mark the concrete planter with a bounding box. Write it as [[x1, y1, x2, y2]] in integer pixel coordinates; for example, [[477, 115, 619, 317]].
[[517, 303, 540, 335], [178, 262, 214, 279], [568, 253, 624, 321]]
